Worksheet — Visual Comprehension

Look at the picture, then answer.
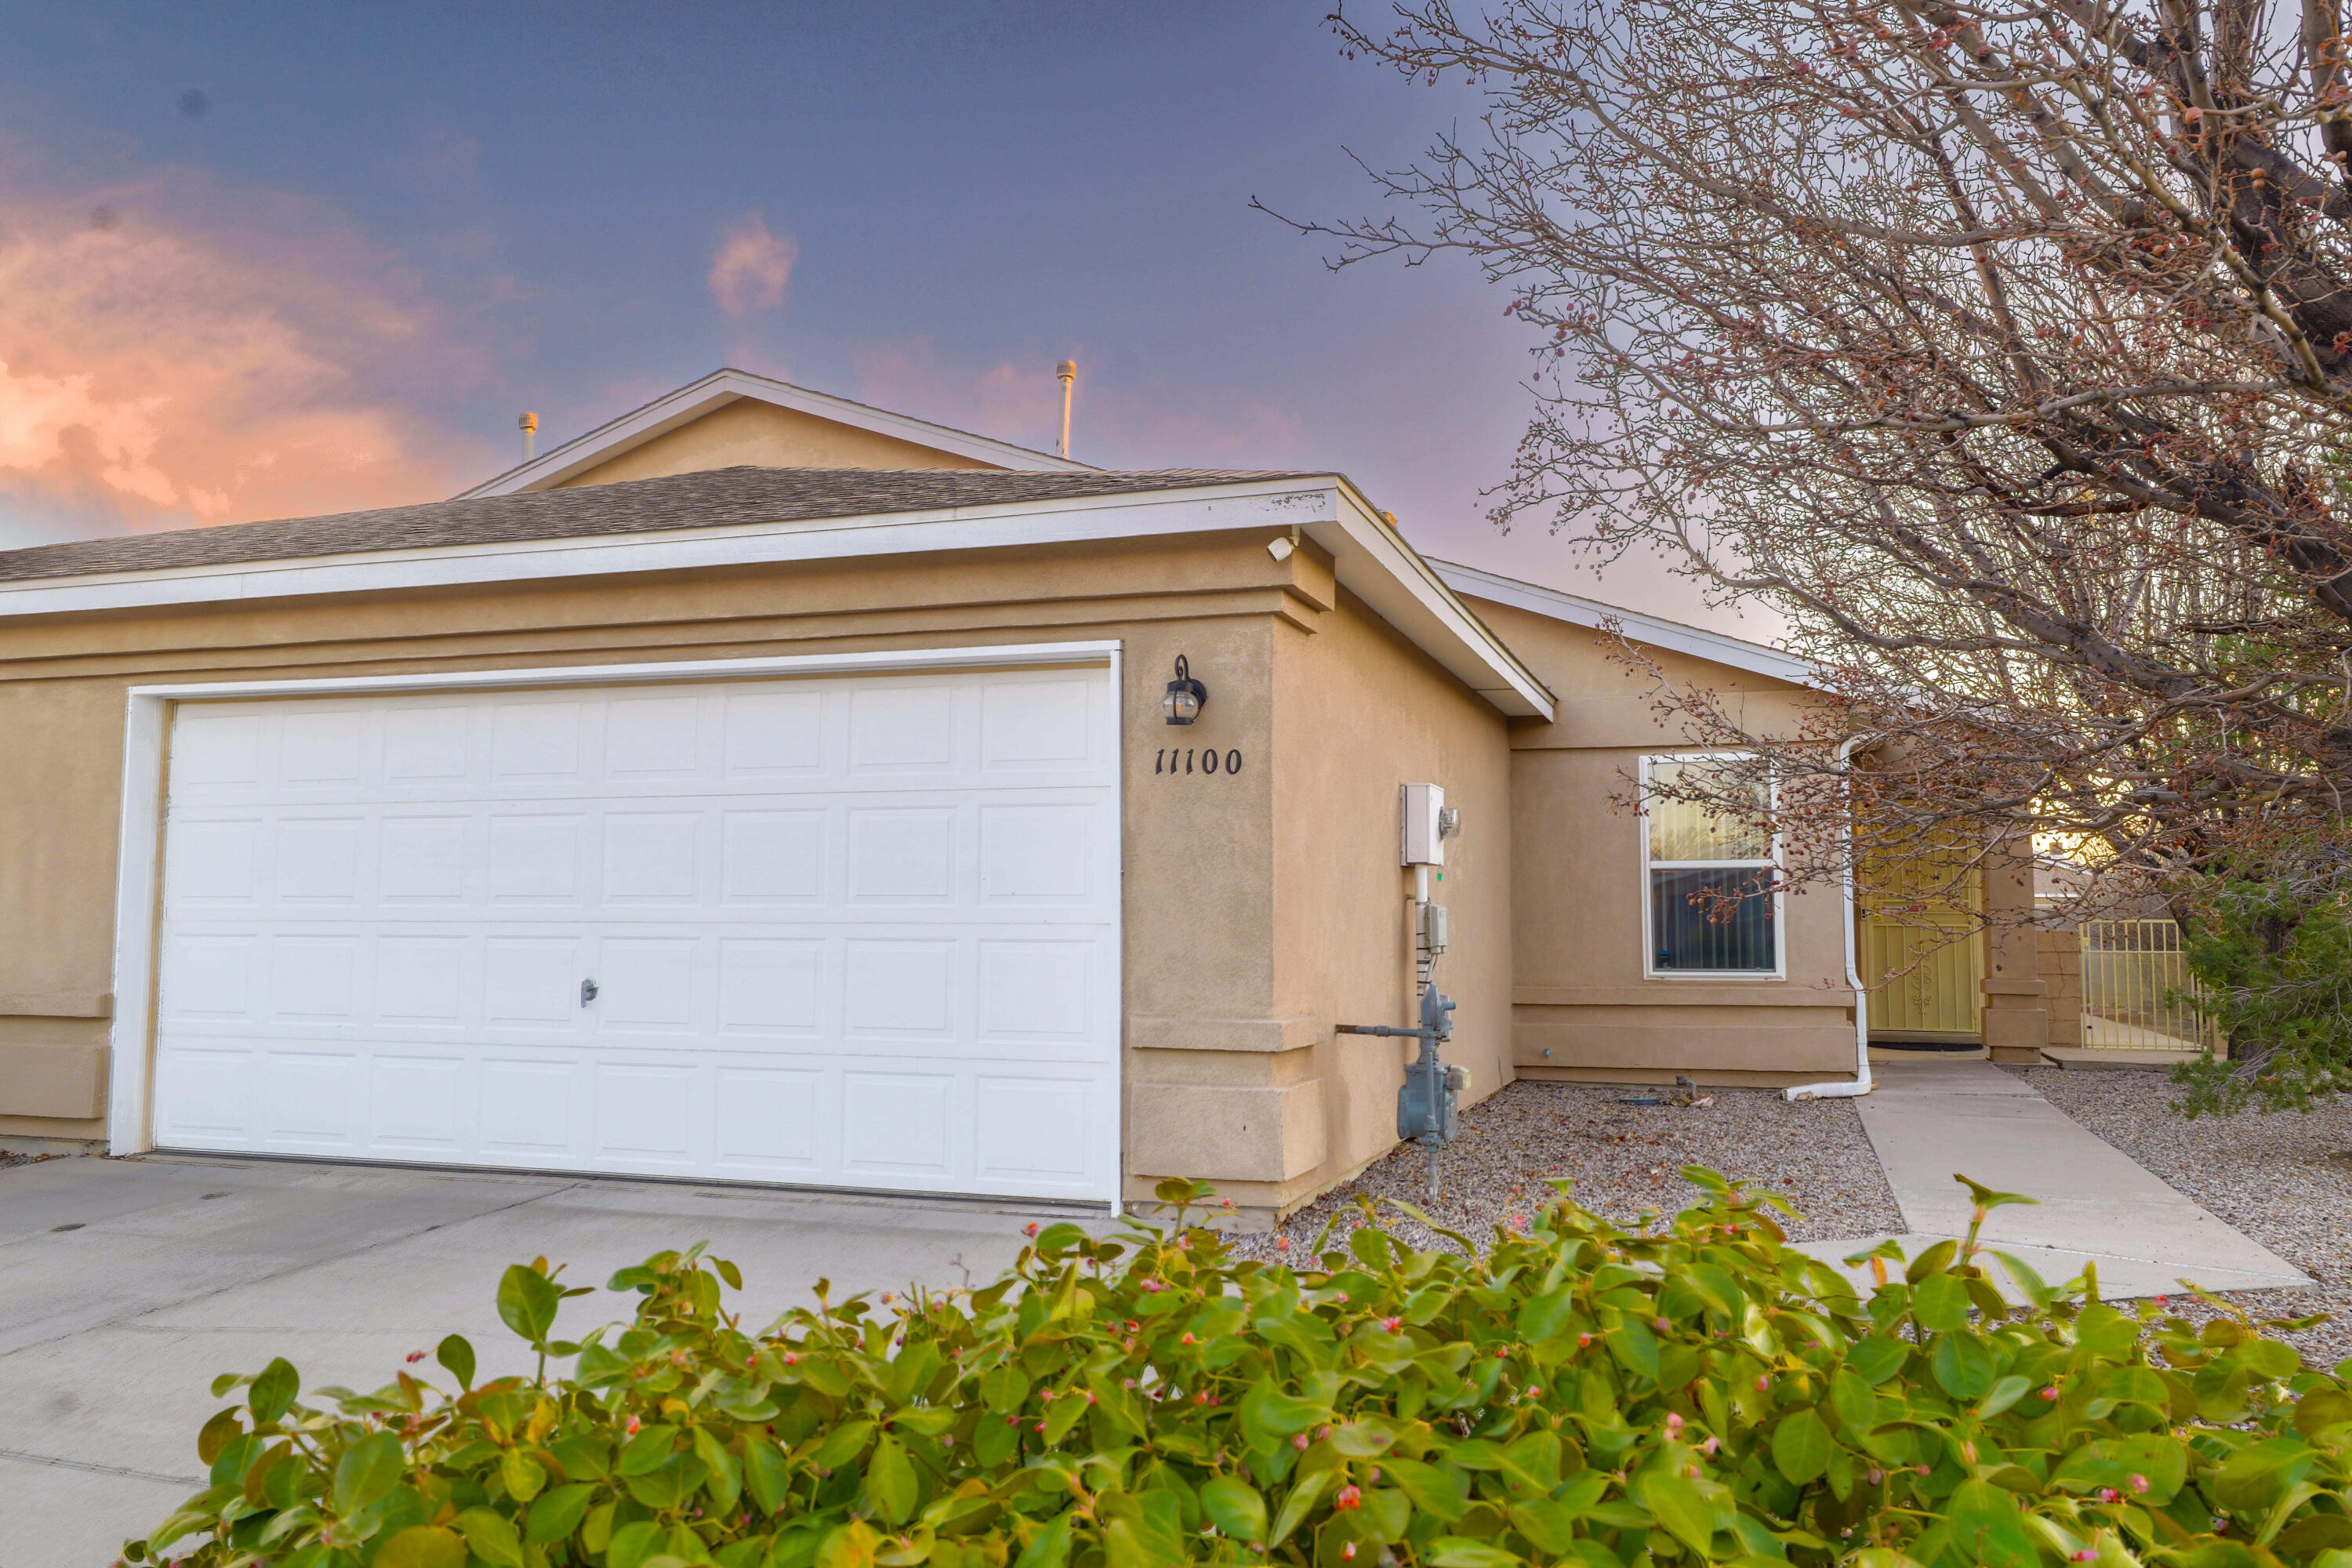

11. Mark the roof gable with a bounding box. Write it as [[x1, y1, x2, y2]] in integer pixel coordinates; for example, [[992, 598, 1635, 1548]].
[[459, 368, 1092, 497]]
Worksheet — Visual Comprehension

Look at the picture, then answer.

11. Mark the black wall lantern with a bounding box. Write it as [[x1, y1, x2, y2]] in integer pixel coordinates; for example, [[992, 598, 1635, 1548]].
[[1161, 655, 1208, 725]]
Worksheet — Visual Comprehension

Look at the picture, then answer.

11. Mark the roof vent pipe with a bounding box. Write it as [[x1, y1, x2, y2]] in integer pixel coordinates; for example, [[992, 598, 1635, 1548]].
[[519, 412, 539, 463], [1056, 361, 1076, 459]]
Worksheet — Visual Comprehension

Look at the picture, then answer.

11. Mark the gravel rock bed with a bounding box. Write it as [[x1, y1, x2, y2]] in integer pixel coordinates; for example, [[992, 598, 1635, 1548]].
[[2008, 1065, 2352, 1370], [1228, 1079, 1904, 1262]]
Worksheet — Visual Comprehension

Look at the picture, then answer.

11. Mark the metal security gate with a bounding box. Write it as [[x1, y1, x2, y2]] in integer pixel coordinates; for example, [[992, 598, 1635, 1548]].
[[2079, 919, 2223, 1054]]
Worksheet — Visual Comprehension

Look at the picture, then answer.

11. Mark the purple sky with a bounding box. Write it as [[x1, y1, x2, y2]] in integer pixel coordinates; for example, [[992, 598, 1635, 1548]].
[[0, 2, 1756, 631]]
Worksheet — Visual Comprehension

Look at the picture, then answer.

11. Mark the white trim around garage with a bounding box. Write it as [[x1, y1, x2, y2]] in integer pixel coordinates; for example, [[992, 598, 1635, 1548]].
[[104, 641, 1127, 1193]]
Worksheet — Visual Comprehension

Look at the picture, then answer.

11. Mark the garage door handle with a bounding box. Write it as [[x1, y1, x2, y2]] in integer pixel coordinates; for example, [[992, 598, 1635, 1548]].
[[581, 978, 599, 1006]]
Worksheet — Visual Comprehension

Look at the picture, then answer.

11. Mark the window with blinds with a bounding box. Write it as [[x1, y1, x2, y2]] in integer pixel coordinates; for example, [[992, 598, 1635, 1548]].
[[1642, 755, 1780, 976]]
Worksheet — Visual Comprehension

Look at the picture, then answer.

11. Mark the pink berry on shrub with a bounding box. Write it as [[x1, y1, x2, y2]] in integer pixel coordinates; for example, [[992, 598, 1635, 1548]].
[[1293, 1434, 1311, 1450], [1334, 1486, 1363, 1511], [1383, 1316, 1403, 1332], [1343, 1544, 1357, 1560], [2097, 1488, 2119, 1503], [1024, 1224, 1040, 1238], [1867, 1469, 1884, 1486], [2041, 1386, 2060, 1400], [2073, 1552, 2096, 1562], [2130, 1475, 2149, 1494], [1664, 1413, 1683, 1432], [406, 1350, 426, 1363], [1577, 1333, 1593, 1347], [626, 1416, 641, 1435]]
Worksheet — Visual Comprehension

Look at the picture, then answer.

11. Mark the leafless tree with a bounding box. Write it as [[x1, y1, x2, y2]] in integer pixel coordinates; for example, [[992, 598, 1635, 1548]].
[[1277, 0, 2352, 924]]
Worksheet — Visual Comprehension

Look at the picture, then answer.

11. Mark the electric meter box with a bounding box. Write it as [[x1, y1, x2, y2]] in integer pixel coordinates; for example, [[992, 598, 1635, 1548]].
[[1401, 782, 1446, 866]]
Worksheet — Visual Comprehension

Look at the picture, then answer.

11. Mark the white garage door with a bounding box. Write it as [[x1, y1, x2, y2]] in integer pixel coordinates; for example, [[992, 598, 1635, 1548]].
[[148, 664, 1120, 1201]]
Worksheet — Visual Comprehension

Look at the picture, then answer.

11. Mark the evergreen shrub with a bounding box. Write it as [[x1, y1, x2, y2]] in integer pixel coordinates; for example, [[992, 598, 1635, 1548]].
[[126, 1172, 2352, 1568]]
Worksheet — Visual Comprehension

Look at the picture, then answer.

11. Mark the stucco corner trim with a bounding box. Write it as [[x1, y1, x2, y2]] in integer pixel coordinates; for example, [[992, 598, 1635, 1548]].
[[0, 990, 113, 1018]]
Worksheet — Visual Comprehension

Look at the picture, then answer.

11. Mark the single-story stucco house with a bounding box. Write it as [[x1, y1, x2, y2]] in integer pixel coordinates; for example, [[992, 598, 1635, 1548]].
[[0, 369, 2050, 1219]]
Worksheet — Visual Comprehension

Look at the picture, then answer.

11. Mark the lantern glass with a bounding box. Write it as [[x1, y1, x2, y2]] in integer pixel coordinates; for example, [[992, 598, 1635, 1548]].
[[1161, 655, 1207, 725]]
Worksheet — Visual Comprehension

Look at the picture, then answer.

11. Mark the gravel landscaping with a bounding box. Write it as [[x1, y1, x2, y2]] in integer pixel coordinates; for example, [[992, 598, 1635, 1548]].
[[2009, 1065, 2352, 1370], [1229, 1078, 1904, 1261]]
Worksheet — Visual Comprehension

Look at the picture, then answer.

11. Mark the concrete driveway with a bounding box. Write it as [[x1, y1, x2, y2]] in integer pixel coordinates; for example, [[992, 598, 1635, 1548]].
[[0, 1152, 1055, 1568]]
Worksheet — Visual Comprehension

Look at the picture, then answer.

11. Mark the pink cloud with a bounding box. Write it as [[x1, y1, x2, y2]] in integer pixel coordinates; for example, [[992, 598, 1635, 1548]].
[[0, 169, 491, 544], [848, 338, 1305, 469], [708, 214, 797, 318]]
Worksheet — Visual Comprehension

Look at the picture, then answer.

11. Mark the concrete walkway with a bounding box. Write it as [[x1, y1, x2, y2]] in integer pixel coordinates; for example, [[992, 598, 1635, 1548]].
[[0, 1152, 1051, 1568], [1794, 1059, 2310, 1299]]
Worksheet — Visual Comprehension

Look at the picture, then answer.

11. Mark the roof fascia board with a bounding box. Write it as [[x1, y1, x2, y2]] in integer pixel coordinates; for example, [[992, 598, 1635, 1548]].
[[0, 477, 1553, 719], [459, 368, 1093, 497], [1307, 495, 1555, 720], [1429, 558, 1818, 688], [0, 480, 1341, 617]]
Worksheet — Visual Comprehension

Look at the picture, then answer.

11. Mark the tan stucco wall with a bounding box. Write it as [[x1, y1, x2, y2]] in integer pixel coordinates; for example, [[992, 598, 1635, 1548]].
[[1124, 565, 1515, 1214], [552, 399, 1000, 488], [0, 531, 1456, 1209], [1460, 597, 1858, 1085]]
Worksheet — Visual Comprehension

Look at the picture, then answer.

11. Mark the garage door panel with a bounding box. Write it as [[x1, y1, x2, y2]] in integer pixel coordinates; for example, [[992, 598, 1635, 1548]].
[[153, 666, 1119, 1199], [370, 1054, 467, 1151], [154, 1044, 257, 1140], [166, 818, 262, 905], [491, 701, 586, 780], [376, 937, 469, 1024], [722, 689, 826, 775], [710, 1065, 825, 1174], [593, 938, 700, 1029], [162, 932, 262, 1020], [591, 1064, 697, 1166], [846, 808, 956, 902], [268, 935, 362, 1022], [260, 1049, 361, 1147], [720, 811, 828, 902], [477, 1058, 580, 1157], [717, 939, 823, 1033], [841, 1071, 954, 1175], [483, 936, 585, 1025], [975, 1076, 1096, 1184]]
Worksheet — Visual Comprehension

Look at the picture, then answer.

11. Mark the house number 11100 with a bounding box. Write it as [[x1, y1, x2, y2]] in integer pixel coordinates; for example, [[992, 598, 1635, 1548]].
[[1156, 747, 1243, 775]]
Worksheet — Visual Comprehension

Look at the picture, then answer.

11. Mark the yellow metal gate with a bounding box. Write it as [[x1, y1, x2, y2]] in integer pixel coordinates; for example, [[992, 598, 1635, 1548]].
[[2078, 919, 2223, 1053], [1864, 914, 1984, 1039], [1863, 848, 1983, 1041]]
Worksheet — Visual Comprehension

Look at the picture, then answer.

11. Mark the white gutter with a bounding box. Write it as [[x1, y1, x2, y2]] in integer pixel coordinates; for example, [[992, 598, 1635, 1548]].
[[1784, 733, 1874, 1102]]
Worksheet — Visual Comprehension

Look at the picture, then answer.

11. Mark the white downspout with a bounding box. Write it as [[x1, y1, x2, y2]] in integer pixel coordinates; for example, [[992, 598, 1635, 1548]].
[[1784, 733, 1873, 1102]]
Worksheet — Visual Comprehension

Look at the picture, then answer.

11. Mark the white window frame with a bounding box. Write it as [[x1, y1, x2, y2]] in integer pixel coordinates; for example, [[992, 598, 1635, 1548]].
[[1639, 751, 1785, 982]]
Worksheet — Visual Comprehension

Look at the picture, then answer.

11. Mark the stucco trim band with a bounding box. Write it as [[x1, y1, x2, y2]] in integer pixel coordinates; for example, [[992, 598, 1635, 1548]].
[[103, 641, 1127, 1184], [0, 481, 1555, 723]]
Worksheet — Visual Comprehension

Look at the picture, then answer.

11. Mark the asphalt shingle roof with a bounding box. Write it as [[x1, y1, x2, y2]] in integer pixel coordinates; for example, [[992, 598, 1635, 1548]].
[[0, 466, 1308, 586]]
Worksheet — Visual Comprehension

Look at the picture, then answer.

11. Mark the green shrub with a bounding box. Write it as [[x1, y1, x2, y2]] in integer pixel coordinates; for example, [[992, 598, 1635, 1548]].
[[128, 1172, 2352, 1568]]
